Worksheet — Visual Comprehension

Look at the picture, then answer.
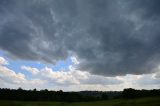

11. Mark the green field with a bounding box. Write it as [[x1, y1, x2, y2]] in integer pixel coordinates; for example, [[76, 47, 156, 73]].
[[0, 97, 160, 106]]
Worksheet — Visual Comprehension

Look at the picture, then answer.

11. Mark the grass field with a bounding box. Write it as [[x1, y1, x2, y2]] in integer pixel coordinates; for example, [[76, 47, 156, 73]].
[[0, 97, 160, 106]]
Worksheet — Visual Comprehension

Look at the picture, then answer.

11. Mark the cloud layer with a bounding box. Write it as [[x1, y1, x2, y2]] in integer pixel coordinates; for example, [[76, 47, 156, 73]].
[[0, 56, 160, 91], [21, 66, 122, 86], [0, 57, 46, 89], [0, 56, 124, 90], [1, 0, 160, 76]]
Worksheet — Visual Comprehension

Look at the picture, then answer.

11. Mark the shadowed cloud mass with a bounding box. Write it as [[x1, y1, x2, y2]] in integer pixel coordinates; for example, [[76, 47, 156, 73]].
[[0, 0, 160, 76]]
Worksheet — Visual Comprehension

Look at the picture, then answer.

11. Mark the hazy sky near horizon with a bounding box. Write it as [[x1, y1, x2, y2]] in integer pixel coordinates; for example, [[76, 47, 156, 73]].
[[0, 0, 160, 91]]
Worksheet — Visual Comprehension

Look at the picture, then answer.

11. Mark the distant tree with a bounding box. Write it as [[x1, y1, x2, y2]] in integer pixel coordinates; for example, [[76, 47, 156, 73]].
[[122, 88, 137, 99], [59, 90, 63, 92], [18, 87, 23, 91], [33, 88, 37, 91]]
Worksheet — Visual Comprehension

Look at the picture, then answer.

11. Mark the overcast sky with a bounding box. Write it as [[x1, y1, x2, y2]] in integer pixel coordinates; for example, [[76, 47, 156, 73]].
[[0, 0, 160, 91]]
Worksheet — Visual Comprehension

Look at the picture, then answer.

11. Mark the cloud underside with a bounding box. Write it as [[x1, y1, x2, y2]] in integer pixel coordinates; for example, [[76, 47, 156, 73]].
[[1, 0, 160, 76]]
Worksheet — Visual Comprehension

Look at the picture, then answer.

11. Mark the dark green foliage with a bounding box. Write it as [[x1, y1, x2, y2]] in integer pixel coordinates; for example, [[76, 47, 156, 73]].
[[122, 88, 160, 99], [0, 88, 160, 102], [0, 88, 106, 102]]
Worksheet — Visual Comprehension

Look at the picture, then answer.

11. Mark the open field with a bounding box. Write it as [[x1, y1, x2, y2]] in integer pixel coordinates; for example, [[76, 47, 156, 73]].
[[0, 97, 160, 106]]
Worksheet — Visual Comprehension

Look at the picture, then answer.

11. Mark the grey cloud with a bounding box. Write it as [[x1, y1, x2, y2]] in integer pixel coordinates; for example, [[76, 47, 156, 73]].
[[0, 0, 160, 76], [80, 75, 122, 85], [124, 0, 160, 19], [136, 74, 160, 85]]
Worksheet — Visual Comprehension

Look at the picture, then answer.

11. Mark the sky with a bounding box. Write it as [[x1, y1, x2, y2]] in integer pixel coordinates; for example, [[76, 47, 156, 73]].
[[0, 0, 160, 91]]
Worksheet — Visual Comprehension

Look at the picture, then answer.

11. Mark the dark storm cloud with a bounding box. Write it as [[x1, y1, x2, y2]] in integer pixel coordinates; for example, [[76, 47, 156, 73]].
[[0, 0, 160, 76]]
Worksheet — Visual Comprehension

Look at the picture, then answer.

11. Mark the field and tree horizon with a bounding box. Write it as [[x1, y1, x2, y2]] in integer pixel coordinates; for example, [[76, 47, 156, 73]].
[[0, 87, 160, 102]]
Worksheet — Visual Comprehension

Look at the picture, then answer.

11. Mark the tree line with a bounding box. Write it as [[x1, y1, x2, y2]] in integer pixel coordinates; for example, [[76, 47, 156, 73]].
[[0, 88, 108, 102], [122, 88, 160, 99], [0, 88, 160, 102]]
